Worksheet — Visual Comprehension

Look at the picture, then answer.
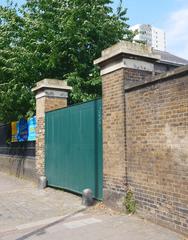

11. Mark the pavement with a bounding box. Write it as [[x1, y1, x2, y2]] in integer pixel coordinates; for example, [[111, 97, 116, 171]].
[[0, 172, 185, 240], [0, 172, 84, 234]]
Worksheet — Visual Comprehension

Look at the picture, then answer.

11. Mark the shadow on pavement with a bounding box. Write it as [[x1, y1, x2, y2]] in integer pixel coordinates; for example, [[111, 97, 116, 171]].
[[16, 208, 86, 240]]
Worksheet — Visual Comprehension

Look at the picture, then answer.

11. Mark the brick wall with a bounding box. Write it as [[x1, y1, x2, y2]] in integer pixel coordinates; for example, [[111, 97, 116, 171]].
[[95, 41, 188, 235], [45, 97, 67, 112], [102, 69, 127, 205], [36, 96, 67, 176], [102, 68, 152, 206], [124, 68, 153, 87], [125, 73, 188, 235]]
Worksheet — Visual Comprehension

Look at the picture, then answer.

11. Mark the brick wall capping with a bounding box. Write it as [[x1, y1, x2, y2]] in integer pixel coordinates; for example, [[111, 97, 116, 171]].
[[153, 63, 188, 81], [125, 64, 188, 92], [94, 41, 160, 67], [32, 78, 72, 93]]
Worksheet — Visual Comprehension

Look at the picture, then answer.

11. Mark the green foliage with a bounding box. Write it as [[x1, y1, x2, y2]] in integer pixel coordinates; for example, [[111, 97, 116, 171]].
[[123, 189, 136, 214], [0, 0, 134, 122]]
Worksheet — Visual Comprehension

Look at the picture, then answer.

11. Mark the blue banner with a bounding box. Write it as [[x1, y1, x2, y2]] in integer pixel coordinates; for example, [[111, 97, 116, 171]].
[[28, 116, 36, 141], [11, 116, 36, 142], [17, 118, 28, 142]]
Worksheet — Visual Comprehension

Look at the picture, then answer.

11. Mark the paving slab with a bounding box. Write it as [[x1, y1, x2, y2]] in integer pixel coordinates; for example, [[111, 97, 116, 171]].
[[0, 172, 84, 234], [1, 212, 185, 240]]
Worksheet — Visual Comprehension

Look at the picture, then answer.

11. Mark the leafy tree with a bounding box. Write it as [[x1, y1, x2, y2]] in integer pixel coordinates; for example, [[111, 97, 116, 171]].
[[0, 0, 134, 122]]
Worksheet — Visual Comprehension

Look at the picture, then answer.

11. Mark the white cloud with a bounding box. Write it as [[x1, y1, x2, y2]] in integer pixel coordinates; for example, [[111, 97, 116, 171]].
[[164, 7, 188, 59]]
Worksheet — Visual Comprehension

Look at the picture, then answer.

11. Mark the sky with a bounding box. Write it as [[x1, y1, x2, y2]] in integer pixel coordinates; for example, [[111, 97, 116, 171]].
[[1, 0, 188, 59]]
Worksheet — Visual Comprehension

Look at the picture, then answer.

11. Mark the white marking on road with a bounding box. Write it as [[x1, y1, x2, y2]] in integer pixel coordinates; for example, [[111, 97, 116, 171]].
[[63, 218, 102, 229]]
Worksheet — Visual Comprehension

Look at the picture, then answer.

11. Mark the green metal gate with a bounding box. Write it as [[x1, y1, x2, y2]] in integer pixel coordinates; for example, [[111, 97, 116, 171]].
[[45, 99, 103, 199]]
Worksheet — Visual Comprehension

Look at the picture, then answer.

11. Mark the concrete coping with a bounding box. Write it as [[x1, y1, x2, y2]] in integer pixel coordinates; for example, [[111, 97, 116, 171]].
[[94, 41, 161, 66], [153, 63, 188, 81], [125, 64, 188, 92], [32, 79, 72, 93]]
